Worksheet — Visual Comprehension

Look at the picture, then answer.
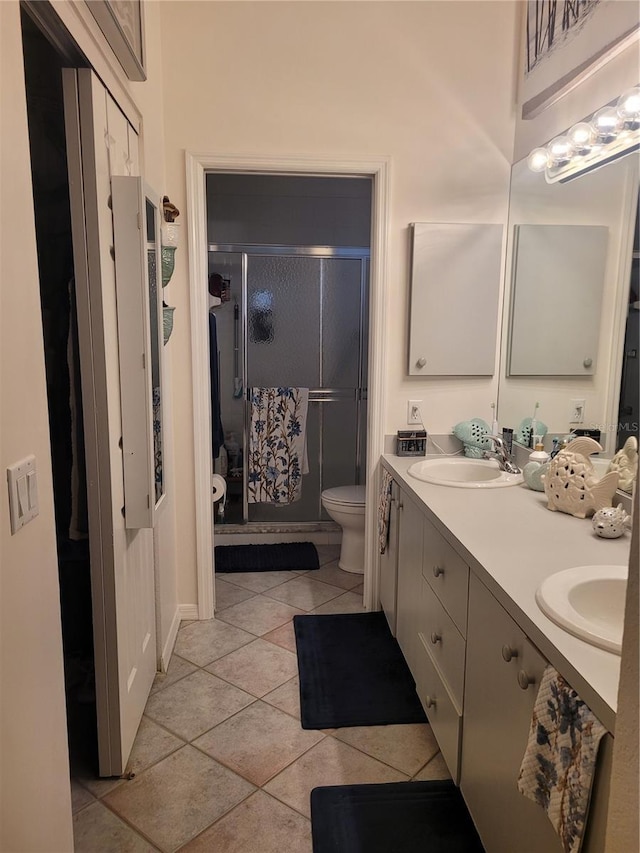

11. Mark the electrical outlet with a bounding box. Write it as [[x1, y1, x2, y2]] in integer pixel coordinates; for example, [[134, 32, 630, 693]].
[[407, 400, 422, 425], [570, 398, 586, 423]]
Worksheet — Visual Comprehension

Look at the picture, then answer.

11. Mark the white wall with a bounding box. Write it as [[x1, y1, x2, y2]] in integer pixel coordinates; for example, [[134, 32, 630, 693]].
[[160, 0, 519, 604], [0, 3, 74, 848]]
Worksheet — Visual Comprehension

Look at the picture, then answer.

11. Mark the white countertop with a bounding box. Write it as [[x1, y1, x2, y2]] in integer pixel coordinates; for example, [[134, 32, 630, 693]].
[[382, 453, 630, 733]]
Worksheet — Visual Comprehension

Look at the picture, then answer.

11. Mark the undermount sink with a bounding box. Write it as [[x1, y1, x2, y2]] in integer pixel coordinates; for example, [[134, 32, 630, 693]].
[[407, 457, 523, 488], [536, 565, 628, 654]]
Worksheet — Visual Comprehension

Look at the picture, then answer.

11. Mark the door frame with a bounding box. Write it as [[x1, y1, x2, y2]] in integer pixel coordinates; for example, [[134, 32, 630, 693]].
[[186, 153, 390, 619]]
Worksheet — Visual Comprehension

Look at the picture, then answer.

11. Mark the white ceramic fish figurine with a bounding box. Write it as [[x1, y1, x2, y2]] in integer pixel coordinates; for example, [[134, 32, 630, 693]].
[[542, 437, 619, 519], [592, 505, 631, 539], [607, 436, 638, 494]]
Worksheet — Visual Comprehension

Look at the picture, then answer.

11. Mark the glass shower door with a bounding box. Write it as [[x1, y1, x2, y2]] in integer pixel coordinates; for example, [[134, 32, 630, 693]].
[[246, 252, 365, 523]]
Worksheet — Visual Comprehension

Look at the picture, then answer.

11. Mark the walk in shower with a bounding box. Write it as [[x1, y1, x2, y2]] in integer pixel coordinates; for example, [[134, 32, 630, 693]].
[[209, 245, 369, 527]]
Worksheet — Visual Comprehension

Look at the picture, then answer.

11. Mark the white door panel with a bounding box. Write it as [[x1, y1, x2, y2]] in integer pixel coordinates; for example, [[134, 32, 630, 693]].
[[63, 68, 156, 776]]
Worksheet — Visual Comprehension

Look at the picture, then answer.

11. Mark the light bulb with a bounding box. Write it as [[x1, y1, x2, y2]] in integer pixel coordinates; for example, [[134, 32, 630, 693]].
[[617, 86, 640, 131], [567, 122, 596, 155], [591, 107, 621, 143], [527, 147, 549, 172], [548, 135, 572, 168]]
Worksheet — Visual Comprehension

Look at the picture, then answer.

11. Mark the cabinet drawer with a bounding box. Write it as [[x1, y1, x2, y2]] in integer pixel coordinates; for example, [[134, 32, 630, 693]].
[[422, 517, 469, 636], [418, 579, 465, 709], [414, 634, 462, 784]]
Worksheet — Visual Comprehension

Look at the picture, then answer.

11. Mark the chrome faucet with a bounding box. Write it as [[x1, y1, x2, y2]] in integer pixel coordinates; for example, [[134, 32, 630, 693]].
[[483, 435, 521, 474]]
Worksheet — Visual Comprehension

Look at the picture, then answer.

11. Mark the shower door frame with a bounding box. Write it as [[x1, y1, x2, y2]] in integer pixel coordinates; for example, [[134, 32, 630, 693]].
[[186, 153, 390, 620], [209, 243, 370, 525]]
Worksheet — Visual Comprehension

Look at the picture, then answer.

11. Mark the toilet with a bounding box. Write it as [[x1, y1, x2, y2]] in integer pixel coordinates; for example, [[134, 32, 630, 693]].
[[321, 485, 366, 574]]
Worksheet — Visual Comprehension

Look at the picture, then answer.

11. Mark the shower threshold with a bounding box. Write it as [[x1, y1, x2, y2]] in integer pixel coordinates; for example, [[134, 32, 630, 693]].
[[213, 521, 341, 546], [215, 521, 339, 535]]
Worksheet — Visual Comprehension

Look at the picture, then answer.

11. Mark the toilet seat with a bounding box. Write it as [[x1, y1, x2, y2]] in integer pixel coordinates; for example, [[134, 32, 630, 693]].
[[321, 485, 366, 507]]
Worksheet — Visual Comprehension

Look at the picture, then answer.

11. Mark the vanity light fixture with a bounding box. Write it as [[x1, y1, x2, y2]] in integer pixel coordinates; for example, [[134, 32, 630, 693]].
[[526, 87, 640, 183]]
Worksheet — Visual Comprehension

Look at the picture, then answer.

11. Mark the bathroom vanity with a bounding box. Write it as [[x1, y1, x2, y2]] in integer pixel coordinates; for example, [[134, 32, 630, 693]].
[[380, 453, 630, 853]]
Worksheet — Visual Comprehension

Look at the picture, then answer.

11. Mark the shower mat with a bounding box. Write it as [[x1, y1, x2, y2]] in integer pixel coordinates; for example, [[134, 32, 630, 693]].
[[311, 781, 484, 853], [294, 611, 427, 729], [215, 541, 319, 573]]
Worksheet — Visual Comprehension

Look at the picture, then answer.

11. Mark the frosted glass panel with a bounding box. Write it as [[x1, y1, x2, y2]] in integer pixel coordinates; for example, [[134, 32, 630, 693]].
[[322, 401, 358, 491], [322, 259, 361, 387], [247, 255, 320, 388]]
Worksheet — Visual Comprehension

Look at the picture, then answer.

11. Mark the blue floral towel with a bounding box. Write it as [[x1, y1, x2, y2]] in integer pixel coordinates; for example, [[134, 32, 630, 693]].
[[517, 665, 606, 853], [378, 468, 393, 554], [248, 388, 309, 505]]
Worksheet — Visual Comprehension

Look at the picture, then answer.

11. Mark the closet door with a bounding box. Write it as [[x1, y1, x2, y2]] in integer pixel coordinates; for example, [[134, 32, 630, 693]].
[[63, 68, 156, 776]]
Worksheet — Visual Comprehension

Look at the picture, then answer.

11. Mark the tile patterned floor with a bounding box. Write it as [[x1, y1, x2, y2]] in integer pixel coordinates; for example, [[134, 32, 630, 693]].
[[72, 547, 451, 852]]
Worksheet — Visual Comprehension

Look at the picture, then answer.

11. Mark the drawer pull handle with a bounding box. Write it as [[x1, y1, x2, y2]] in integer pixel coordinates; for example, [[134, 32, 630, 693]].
[[433, 565, 445, 578], [501, 645, 518, 663], [424, 695, 436, 709], [517, 670, 535, 691], [430, 632, 442, 645], [398, 502, 404, 511]]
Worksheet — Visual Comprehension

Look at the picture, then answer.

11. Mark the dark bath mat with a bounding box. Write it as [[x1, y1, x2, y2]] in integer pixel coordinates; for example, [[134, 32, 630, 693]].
[[294, 611, 427, 729], [215, 541, 319, 573], [311, 780, 485, 853]]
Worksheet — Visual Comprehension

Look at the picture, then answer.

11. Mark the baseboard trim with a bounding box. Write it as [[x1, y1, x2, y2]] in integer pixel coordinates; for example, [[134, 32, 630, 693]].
[[160, 607, 182, 673], [179, 604, 200, 621]]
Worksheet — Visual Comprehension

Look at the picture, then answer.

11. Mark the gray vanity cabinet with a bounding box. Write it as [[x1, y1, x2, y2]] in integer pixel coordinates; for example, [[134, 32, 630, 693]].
[[460, 573, 612, 853], [395, 488, 424, 675], [461, 573, 563, 852], [382, 466, 613, 853]]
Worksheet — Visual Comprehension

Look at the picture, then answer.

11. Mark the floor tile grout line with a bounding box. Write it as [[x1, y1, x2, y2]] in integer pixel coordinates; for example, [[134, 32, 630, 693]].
[[91, 794, 167, 852], [260, 582, 348, 610], [187, 716, 327, 790], [99, 748, 260, 852], [172, 788, 311, 852], [204, 635, 298, 675]]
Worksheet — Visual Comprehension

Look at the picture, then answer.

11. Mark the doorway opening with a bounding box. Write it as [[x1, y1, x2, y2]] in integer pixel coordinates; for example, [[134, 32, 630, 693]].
[[20, 8, 98, 777], [206, 174, 372, 533]]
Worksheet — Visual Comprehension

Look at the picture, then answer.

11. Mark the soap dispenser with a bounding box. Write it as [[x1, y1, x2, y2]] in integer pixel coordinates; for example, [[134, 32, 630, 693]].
[[529, 441, 549, 465], [523, 442, 550, 491]]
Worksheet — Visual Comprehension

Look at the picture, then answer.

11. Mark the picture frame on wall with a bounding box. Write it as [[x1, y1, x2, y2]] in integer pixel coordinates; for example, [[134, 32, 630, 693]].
[[520, 0, 639, 119], [86, 0, 146, 82]]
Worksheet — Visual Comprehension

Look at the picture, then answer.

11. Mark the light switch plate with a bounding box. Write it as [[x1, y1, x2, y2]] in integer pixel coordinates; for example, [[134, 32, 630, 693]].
[[7, 455, 38, 534]]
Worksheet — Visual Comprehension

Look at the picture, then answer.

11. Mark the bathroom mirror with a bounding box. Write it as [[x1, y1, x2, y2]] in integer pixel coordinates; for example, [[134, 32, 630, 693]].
[[497, 149, 638, 455]]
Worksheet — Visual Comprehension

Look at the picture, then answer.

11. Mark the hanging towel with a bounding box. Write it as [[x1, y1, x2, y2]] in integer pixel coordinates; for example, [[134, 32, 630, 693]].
[[248, 387, 309, 504], [209, 312, 224, 459], [378, 468, 394, 554], [517, 665, 606, 853]]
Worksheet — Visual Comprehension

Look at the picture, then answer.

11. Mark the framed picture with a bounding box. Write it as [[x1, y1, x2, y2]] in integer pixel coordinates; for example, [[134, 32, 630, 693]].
[[520, 0, 639, 119], [86, 0, 146, 82]]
